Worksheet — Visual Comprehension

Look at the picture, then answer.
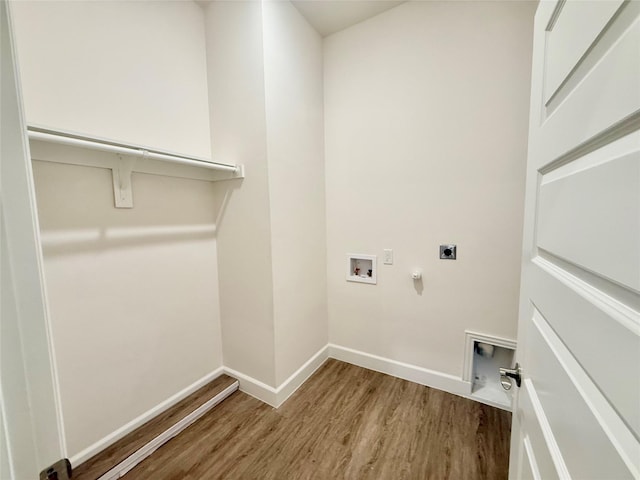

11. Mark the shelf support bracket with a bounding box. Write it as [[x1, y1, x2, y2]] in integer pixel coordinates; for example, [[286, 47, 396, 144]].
[[112, 154, 137, 208]]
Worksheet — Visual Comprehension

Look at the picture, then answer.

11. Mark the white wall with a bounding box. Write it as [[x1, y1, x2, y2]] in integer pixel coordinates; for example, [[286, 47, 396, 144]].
[[11, 0, 223, 460], [324, 1, 535, 377], [11, 0, 211, 158], [204, 1, 277, 387], [204, 0, 328, 390], [262, 1, 328, 385], [7, 1, 535, 466], [32, 162, 223, 457]]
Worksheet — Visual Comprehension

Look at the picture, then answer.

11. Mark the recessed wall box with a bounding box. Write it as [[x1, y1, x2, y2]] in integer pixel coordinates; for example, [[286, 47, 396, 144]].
[[440, 244, 457, 259], [463, 331, 516, 411], [346, 254, 377, 284]]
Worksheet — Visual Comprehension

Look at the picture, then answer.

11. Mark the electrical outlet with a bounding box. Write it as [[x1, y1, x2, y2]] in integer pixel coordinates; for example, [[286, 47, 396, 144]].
[[383, 249, 393, 265]]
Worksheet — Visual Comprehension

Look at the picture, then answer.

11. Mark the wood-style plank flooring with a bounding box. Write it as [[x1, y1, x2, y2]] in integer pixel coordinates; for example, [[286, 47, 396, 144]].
[[74, 374, 237, 480], [124, 360, 511, 479]]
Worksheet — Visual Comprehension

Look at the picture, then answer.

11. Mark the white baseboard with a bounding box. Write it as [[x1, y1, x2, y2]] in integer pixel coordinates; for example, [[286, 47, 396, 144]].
[[224, 344, 329, 408], [69, 366, 224, 467], [98, 381, 238, 480], [328, 344, 471, 398], [275, 345, 329, 407], [71, 347, 330, 467], [222, 366, 278, 407], [70, 344, 481, 469]]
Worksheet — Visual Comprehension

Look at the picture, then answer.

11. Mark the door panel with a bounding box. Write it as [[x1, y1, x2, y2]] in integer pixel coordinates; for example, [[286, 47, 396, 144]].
[[527, 310, 634, 479], [510, 0, 640, 478], [544, 0, 624, 104], [530, 260, 640, 437], [537, 5, 640, 168], [521, 437, 541, 480], [517, 379, 569, 479], [538, 140, 640, 291], [518, 389, 561, 480]]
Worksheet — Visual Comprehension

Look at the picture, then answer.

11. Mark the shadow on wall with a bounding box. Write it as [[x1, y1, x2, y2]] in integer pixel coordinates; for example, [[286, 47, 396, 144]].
[[40, 225, 217, 256], [30, 159, 241, 457], [413, 277, 424, 296], [33, 161, 243, 256]]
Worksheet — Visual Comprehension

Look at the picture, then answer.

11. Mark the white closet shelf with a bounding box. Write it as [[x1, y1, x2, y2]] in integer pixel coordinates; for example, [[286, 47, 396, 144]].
[[27, 126, 244, 208]]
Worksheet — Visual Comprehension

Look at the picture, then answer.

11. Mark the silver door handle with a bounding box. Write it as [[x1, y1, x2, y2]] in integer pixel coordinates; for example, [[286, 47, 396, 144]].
[[499, 363, 522, 389]]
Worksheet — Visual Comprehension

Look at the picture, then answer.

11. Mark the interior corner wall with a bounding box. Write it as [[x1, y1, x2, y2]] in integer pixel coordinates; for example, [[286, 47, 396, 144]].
[[12, 0, 223, 459], [203, 1, 277, 388], [262, 1, 328, 386], [324, 1, 535, 378]]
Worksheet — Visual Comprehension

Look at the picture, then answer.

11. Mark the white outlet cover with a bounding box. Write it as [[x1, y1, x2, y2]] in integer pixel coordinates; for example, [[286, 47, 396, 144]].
[[383, 249, 393, 265]]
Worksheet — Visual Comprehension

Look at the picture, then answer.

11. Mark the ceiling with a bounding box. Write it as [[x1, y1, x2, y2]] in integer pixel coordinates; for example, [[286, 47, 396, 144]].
[[291, 1, 405, 37]]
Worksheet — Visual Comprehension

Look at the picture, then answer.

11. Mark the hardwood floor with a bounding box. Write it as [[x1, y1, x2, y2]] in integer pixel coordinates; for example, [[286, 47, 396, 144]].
[[74, 374, 237, 480], [123, 359, 511, 480]]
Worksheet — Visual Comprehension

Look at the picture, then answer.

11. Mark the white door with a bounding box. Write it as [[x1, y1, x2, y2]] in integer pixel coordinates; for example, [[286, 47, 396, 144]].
[[1, 0, 65, 477], [509, 1, 640, 479]]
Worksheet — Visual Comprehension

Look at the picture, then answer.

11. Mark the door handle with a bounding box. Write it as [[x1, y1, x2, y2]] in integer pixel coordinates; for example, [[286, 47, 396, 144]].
[[499, 363, 522, 389]]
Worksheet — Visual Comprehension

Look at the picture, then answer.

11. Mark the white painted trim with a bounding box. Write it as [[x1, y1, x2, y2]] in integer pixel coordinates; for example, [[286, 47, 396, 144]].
[[0, 388, 16, 480], [462, 330, 517, 383], [27, 122, 212, 164], [38, 244, 68, 459], [222, 367, 278, 407], [523, 435, 543, 480], [68, 343, 516, 472], [224, 345, 330, 408], [328, 344, 471, 398], [97, 382, 238, 480], [540, 129, 640, 185], [275, 345, 329, 407], [4, 0, 67, 461], [28, 138, 244, 209], [27, 126, 238, 171], [228, 339, 501, 410], [532, 311, 640, 478], [71, 346, 330, 468], [69, 367, 224, 467], [533, 255, 640, 335], [231, 341, 478, 410], [523, 379, 571, 480]]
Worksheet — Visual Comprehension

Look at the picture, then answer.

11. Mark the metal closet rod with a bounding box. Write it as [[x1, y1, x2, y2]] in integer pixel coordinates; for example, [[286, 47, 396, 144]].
[[27, 129, 239, 173]]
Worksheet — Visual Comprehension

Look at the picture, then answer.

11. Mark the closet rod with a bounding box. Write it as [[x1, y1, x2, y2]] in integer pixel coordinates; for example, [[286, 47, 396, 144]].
[[27, 129, 239, 173]]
